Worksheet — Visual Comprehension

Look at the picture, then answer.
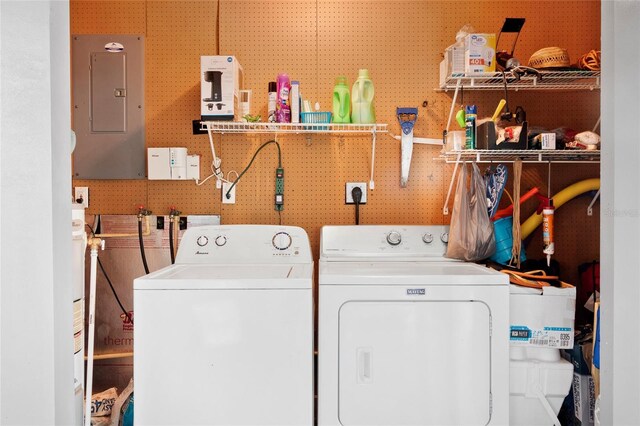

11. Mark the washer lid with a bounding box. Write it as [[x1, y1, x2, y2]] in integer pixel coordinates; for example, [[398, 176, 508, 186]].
[[319, 261, 508, 285], [134, 263, 313, 290]]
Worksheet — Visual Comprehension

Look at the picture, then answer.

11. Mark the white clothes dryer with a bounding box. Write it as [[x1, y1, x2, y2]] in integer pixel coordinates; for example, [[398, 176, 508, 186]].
[[318, 225, 510, 426], [134, 225, 314, 426]]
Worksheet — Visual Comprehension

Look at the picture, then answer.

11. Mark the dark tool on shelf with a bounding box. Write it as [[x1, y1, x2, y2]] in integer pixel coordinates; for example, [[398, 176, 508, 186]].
[[510, 65, 542, 81], [499, 71, 527, 124], [397, 107, 418, 188], [496, 18, 526, 71]]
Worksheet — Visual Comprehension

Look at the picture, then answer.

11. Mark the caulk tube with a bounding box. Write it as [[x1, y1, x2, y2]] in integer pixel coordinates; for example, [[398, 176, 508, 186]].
[[542, 199, 555, 266]]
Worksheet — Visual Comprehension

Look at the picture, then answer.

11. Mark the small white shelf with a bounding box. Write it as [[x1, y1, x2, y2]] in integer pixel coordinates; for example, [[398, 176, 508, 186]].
[[200, 121, 387, 134], [201, 121, 388, 190], [440, 70, 600, 91]]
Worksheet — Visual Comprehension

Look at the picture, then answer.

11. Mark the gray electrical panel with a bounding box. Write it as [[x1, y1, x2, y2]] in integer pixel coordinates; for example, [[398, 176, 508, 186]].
[[72, 35, 145, 179]]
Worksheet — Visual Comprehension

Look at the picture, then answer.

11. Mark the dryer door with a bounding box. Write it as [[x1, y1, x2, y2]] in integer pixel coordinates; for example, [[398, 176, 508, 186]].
[[339, 301, 492, 425]]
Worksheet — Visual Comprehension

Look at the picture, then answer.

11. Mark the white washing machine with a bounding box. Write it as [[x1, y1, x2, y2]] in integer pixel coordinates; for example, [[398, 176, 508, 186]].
[[318, 225, 510, 426], [134, 225, 314, 426]]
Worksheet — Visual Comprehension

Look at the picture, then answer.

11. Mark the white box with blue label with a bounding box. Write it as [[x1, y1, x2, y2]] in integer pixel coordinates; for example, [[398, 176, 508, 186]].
[[509, 283, 576, 349], [201, 56, 244, 121]]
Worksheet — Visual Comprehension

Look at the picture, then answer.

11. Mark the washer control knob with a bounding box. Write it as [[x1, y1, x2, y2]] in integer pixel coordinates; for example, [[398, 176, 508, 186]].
[[196, 236, 209, 247], [272, 232, 292, 251], [386, 231, 402, 246], [215, 235, 227, 247], [440, 232, 449, 244], [422, 233, 434, 244]]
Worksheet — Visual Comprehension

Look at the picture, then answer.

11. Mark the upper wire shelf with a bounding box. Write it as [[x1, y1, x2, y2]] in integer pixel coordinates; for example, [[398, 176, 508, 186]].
[[200, 121, 388, 134], [439, 70, 600, 91]]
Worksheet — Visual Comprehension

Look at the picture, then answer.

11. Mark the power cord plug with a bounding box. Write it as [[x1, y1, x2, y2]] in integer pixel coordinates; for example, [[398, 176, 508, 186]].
[[352, 186, 363, 225]]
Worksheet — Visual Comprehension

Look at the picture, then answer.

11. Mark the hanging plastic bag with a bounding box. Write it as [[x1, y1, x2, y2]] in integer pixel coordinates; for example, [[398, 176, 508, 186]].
[[446, 162, 496, 261]]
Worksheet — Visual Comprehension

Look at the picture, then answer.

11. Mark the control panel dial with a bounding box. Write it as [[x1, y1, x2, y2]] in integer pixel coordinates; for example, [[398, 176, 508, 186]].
[[440, 232, 449, 244], [215, 235, 227, 247], [386, 231, 402, 246], [196, 236, 209, 247], [422, 233, 433, 244], [272, 232, 292, 251]]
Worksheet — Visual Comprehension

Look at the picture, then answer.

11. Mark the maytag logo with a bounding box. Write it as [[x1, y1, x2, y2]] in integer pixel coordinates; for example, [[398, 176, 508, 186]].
[[195, 251, 209, 255], [406, 288, 426, 295]]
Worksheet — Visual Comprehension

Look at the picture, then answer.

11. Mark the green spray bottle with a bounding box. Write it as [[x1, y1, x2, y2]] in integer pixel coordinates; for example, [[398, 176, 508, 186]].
[[332, 76, 351, 123]]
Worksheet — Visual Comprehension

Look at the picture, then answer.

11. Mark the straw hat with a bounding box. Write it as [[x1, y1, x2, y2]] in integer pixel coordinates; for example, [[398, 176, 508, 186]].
[[528, 47, 571, 69]]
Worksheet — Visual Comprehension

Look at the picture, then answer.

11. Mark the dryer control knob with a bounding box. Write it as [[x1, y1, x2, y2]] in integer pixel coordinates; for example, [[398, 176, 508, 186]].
[[215, 235, 227, 246], [272, 232, 292, 250], [196, 236, 209, 247], [440, 232, 449, 244], [386, 231, 402, 246], [422, 233, 433, 244]]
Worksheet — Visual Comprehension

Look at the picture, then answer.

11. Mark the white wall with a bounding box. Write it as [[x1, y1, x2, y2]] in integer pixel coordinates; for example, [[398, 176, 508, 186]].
[[0, 1, 74, 424], [601, 0, 640, 424]]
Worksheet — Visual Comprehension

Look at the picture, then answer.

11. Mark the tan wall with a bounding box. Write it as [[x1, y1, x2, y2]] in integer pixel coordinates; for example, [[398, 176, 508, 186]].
[[71, 0, 601, 285]]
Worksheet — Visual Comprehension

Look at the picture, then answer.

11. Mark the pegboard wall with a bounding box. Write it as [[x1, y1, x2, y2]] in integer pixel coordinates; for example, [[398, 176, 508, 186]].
[[71, 0, 601, 284]]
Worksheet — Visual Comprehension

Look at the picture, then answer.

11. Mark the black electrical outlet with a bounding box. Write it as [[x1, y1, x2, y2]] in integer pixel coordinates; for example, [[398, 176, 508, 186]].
[[156, 216, 165, 230], [179, 216, 188, 230]]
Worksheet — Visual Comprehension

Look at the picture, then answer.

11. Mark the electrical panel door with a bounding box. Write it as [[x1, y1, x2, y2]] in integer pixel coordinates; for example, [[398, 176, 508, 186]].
[[90, 52, 127, 133], [72, 35, 145, 179]]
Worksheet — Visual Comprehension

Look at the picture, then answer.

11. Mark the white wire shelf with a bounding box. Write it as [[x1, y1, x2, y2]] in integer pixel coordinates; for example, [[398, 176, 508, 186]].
[[440, 70, 600, 91], [200, 121, 388, 134], [201, 121, 388, 190], [439, 149, 601, 164]]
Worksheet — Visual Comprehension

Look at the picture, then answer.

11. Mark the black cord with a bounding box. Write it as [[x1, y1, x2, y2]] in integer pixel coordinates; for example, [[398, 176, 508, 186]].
[[86, 221, 134, 325], [352, 186, 363, 225], [169, 217, 176, 265], [138, 219, 150, 274], [501, 71, 512, 120], [225, 140, 281, 199]]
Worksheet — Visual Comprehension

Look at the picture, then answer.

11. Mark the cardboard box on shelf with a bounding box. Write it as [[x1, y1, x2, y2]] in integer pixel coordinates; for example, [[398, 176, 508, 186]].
[[439, 43, 465, 85], [201, 56, 244, 121], [464, 33, 496, 74], [541, 133, 557, 150]]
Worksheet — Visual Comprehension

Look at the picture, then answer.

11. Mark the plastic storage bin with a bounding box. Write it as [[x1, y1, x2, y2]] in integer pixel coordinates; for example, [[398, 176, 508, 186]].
[[301, 111, 331, 131]]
